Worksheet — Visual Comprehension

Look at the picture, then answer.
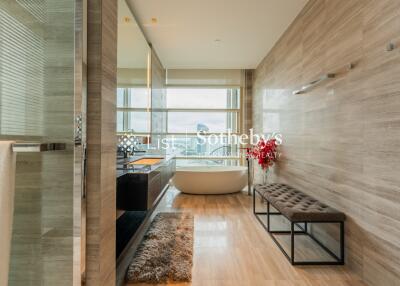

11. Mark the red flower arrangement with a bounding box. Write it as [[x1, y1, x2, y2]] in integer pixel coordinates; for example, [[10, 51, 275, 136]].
[[247, 139, 278, 170]]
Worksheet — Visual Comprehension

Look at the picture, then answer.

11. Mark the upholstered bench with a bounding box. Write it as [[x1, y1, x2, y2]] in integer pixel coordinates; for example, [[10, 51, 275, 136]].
[[253, 183, 345, 265]]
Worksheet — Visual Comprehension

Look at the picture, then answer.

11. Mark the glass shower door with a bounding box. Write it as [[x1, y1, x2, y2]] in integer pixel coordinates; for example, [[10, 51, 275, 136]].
[[0, 0, 83, 285]]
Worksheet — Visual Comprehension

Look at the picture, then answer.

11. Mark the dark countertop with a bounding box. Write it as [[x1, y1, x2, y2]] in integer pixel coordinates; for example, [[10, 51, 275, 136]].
[[116, 154, 175, 178]]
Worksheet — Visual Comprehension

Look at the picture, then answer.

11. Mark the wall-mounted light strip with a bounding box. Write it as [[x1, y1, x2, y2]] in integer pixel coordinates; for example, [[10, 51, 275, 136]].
[[147, 50, 152, 134]]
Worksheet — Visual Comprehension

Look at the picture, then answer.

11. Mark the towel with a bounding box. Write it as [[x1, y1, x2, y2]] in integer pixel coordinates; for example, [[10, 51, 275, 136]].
[[0, 141, 16, 286]]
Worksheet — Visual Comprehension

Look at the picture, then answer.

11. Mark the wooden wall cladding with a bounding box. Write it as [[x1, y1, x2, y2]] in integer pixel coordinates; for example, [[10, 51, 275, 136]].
[[252, 1, 400, 285], [86, 0, 117, 285]]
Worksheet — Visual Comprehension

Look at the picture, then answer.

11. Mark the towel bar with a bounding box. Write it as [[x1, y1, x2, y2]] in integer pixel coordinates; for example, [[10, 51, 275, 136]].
[[293, 73, 335, 95], [293, 63, 356, 95], [12, 143, 66, 152]]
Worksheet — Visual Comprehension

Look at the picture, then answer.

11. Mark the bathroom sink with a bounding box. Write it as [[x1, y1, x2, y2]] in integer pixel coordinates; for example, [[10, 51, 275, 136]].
[[129, 158, 163, 166]]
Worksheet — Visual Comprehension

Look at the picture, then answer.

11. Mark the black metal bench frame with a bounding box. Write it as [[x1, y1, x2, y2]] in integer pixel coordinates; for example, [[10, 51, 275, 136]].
[[253, 187, 345, 266]]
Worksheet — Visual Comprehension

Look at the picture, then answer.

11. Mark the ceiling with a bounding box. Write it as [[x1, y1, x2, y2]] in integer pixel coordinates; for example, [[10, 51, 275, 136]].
[[118, 0, 149, 69], [126, 0, 308, 69]]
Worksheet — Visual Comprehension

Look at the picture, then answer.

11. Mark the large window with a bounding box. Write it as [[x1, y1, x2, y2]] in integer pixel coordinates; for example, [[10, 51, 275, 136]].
[[166, 88, 238, 109], [167, 112, 238, 133], [165, 87, 241, 166], [117, 87, 150, 133], [117, 86, 242, 166]]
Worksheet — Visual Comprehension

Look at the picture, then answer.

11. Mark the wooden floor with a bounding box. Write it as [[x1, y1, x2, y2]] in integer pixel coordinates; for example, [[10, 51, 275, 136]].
[[127, 187, 366, 286]]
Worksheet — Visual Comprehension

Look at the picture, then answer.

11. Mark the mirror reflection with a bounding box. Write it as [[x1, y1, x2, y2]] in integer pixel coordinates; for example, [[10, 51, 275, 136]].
[[117, 0, 150, 137]]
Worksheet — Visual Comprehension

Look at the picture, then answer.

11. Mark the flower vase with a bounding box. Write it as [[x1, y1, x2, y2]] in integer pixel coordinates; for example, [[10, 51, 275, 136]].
[[263, 170, 269, 185]]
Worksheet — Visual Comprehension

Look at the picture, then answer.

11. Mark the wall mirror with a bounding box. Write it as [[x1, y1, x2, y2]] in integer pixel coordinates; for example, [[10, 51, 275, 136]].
[[117, 0, 151, 143]]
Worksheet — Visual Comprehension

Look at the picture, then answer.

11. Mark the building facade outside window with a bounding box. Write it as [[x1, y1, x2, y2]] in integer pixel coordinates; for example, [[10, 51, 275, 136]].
[[117, 87, 242, 166]]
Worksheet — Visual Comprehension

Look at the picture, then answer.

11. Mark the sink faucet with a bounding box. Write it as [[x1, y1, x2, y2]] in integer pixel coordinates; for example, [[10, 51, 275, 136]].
[[119, 146, 146, 158], [132, 146, 146, 154]]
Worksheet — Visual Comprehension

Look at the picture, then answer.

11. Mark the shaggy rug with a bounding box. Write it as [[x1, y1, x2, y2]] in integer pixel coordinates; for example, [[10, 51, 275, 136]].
[[126, 212, 194, 284]]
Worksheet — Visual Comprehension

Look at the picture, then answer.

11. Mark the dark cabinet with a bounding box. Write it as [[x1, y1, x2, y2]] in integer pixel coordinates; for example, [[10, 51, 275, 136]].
[[116, 157, 176, 211], [147, 171, 162, 210]]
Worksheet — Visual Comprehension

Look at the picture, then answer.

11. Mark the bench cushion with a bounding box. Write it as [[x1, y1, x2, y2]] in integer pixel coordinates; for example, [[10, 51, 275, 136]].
[[255, 183, 346, 222]]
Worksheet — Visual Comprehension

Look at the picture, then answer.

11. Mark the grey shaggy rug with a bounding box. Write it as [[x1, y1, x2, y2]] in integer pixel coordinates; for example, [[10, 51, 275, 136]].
[[126, 212, 194, 284]]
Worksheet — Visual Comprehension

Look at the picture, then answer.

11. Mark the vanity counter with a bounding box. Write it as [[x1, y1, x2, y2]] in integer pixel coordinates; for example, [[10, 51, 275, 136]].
[[116, 154, 175, 177], [116, 154, 176, 211], [116, 154, 176, 259]]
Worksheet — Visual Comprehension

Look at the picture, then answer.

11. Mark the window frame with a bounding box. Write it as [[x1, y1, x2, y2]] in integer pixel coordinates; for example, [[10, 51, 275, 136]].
[[117, 86, 151, 133], [117, 86, 243, 162]]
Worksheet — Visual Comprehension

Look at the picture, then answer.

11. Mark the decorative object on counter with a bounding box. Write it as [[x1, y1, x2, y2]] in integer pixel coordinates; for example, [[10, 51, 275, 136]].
[[126, 212, 194, 284], [247, 138, 278, 184], [118, 132, 145, 158]]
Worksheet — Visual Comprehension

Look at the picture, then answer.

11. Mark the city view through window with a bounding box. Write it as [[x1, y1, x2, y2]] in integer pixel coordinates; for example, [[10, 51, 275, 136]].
[[117, 87, 241, 165]]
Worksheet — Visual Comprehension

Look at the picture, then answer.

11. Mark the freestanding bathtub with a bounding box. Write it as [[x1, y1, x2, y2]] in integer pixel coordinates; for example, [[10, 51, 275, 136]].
[[172, 166, 248, 194]]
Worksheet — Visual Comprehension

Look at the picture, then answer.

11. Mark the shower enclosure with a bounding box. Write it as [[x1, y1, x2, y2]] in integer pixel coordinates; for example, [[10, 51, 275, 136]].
[[0, 0, 86, 285]]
